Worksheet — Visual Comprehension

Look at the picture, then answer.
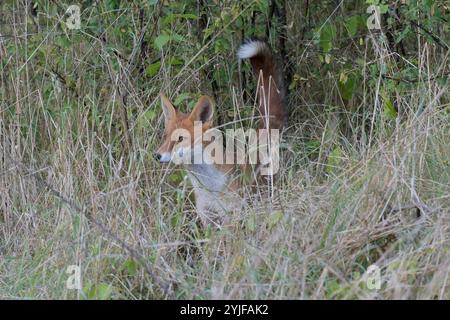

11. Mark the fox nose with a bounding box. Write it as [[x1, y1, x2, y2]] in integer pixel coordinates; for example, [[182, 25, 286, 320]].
[[154, 153, 161, 161]]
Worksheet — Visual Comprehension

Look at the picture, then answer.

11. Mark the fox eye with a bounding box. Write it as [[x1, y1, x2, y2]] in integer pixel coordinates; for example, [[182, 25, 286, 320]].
[[178, 136, 184, 142]]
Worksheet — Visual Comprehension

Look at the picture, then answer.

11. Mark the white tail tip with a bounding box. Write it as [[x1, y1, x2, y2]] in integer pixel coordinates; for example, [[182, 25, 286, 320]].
[[237, 40, 269, 59]]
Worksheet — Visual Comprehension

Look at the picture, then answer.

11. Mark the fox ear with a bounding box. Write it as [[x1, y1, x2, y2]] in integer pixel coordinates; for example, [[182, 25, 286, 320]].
[[189, 96, 214, 124], [160, 93, 176, 122]]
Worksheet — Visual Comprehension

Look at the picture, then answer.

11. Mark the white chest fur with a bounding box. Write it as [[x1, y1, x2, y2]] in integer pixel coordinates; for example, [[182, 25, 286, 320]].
[[185, 163, 242, 225], [186, 163, 227, 192]]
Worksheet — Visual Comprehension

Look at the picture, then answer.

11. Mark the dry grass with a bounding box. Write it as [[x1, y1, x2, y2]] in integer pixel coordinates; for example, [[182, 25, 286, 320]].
[[0, 1, 449, 299]]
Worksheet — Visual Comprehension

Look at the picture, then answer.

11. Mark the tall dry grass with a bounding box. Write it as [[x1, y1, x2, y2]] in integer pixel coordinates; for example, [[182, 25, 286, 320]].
[[0, 1, 449, 299]]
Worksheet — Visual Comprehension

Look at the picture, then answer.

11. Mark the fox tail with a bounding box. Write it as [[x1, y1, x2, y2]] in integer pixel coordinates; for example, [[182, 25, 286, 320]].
[[238, 40, 286, 130]]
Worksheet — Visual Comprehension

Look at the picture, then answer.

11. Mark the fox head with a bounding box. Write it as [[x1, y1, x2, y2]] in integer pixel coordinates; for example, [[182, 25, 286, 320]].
[[155, 93, 214, 163]]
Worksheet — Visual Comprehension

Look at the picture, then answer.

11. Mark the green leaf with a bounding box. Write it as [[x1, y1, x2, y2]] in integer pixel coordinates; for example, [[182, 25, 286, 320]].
[[396, 25, 412, 44], [82, 283, 95, 299], [145, 61, 161, 77], [107, 0, 121, 10], [338, 72, 357, 100], [154, 33, 185, 50], [96, 283, 113, 300], [381, 91, 397, 120], [344, 16, 361, 37], [326, 146, 342, 175], [266, 211, 283, 229], [56, 35, 71, 48], [257, 0, 269, 12], [379, 4, 388, 14], [123, 259, 138, 276], [174, 93, 190, 106], [384, 101, 398, 120], [203, 27, 214, 42], [154, 35, 172, 50], [169, 171, 184, 184], [171, 33, 185, 42], [214, 37, 230, 53], [137, 109, 157, 130], [168, 57, 183, 66], [82, 283, 113, 300], [319, 23, 336, 52]]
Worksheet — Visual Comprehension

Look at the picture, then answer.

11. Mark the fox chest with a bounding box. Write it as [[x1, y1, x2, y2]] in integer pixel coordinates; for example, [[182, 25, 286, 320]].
[[186, 164, 227, 193], [186, 164, 242, 218]]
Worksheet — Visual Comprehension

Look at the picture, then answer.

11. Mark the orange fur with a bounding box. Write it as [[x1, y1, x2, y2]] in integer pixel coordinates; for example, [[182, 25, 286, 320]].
[[156, 40, 285, 226]]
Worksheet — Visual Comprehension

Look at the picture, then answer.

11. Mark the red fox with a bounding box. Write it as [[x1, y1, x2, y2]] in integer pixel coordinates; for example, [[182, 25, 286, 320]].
[[155, 40, 285, 226]]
